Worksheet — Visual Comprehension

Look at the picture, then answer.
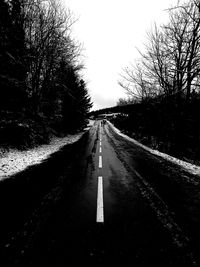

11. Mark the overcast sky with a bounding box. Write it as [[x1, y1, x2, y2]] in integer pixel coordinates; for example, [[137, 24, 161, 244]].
[[62, 0, 178, 110]]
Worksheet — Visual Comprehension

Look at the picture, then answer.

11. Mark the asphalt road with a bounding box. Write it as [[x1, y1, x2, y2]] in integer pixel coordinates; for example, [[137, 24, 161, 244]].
[[0, 120, 200, 266]]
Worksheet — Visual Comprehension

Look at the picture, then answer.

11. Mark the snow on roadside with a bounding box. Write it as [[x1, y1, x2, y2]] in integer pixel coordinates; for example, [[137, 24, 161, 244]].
[[108, 121, 200, 177], [83, 119, 95, 131], [0, 132, 84, 180], [88, 119, 95, 127]]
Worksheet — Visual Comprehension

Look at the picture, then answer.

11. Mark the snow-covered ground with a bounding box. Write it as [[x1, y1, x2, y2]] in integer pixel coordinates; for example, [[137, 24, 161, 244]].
[[0, 133, 85, 180], [108, 121, 200, 177], [0, 120, 95, 180], [85, 119, 95, 130], [2, 118, 199, 181]]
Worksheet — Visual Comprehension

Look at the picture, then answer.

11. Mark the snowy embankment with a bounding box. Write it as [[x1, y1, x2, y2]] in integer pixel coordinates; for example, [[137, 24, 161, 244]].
[[0, 134, 83, 180], [0, 120, 95, 180], [108, 121, 200, 177]]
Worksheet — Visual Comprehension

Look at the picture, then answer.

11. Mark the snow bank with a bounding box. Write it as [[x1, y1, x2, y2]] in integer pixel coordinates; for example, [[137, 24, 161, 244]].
[[0, 120, 96, 180], [84, 119, 95, 131], [108, 121, 200, 177], [0, 133, 84, 180], [88, 119, 95, 127]]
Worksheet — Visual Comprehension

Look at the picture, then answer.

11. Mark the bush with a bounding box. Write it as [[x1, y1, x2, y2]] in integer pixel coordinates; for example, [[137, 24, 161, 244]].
[[0, 118, 49, 149]]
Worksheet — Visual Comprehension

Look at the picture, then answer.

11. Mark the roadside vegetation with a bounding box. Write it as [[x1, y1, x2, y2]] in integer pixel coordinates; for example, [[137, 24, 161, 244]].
[[91, 0, 200, 165], [0, 0, 92, 149]]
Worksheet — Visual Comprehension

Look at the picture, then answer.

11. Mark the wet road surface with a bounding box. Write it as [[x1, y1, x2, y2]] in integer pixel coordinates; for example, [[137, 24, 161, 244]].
[[0, 120, 200, 266]]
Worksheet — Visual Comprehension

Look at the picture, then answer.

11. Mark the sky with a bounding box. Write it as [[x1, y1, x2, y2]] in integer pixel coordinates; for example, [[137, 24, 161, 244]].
[[62, 0, 178, 110]]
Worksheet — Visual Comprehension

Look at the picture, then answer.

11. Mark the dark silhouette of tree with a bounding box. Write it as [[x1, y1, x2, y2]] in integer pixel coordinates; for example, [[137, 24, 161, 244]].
[[62, 66, 92, 133], [119, 0, 200, 104], [117, 97, 136, 106], [0, 0, 26, 111], [0, 0, 92, 147], [116, 0, 200, 163], [0, 0, 27, 112], [0, 0, 11, 80]]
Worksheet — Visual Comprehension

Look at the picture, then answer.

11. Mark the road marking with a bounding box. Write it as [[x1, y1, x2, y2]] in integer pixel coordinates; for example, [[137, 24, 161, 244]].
[[96, 176, 104, 223], [99, 155, 102, 168], [100, 141, 102, 146], [99, 147, 102, 153]]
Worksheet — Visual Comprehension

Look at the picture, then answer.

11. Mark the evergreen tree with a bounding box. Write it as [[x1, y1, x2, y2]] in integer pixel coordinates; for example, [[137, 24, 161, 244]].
[[62, 66, 92, 132]]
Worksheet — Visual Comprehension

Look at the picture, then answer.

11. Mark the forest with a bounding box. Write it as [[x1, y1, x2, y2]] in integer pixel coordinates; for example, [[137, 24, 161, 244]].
[[0, 0, 92, 149], [91, 0, 200, 165]]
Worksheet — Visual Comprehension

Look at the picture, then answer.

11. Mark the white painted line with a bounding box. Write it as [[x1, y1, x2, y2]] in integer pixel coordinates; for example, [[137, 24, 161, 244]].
[[99, 147, 102, 153], [99, 155, 102, 168], [100, 141, 102, 146], [96, 176, 104, 223]]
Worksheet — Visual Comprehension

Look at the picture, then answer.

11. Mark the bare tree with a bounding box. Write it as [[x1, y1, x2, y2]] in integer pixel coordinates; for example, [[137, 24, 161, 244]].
[[119, 61, 159, 101], [23, 0, 80, 112], [119, 0, 200, 103], [162, 0, 200, 101]]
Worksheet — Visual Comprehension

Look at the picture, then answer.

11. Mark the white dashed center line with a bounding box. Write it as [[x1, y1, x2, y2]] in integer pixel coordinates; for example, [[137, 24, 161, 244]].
[[99, 155, 102, 168], [96, 122, 104, 223], [96, 176, 104, 223]]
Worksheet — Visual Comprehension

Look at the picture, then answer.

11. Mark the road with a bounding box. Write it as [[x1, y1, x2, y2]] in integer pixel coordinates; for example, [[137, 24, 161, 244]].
[[0, 120, 200, 266]]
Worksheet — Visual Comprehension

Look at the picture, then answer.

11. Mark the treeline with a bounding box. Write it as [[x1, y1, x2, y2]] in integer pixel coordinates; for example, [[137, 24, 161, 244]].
[[89, 103, 136, 117], [91, 0, 200, 163], [110, 0, 200, 164], [91, 95, 200, 164], [0, 0, 92, 148]]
